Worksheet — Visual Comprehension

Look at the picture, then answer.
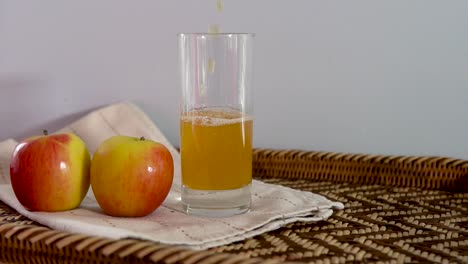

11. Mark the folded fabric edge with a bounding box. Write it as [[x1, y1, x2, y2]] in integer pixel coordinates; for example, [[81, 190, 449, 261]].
[[0, 139, 18, 185], [121, 208, 334, 250], [0, 181, 342, 249], [190, 208, 335, 250]]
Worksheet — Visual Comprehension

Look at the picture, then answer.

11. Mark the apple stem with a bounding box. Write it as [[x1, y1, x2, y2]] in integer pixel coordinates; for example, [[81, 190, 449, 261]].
[[43, 129, 48, 136], [140, 136, 145, 141]]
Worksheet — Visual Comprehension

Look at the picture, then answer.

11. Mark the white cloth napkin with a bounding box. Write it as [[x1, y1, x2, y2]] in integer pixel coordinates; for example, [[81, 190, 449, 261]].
[[0, 102, 344, 249]]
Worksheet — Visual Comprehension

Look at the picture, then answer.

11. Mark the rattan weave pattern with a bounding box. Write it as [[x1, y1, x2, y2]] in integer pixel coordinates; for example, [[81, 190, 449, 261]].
[[253, 149, 468, 192], [1, 148, 468, 263], [215, 179, 468, 263]]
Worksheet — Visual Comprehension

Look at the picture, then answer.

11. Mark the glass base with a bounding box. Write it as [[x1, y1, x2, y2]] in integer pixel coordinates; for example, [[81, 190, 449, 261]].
[[182, 184, 251, 218]]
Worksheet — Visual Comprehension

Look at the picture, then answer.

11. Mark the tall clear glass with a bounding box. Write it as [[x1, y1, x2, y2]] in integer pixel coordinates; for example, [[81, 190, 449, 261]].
[[179, 33, 254, 217]]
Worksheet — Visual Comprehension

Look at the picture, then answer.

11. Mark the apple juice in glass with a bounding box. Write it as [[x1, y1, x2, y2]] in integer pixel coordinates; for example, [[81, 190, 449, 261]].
[[179, 33, 254, 217]]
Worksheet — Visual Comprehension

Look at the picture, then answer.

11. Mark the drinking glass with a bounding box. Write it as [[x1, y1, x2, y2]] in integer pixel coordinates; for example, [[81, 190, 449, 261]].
[[179, 33, 254, 217]]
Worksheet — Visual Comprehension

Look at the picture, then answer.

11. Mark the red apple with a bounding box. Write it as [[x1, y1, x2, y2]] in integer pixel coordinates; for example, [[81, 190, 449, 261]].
[[90, 136, 174, 217], [10, 130, 91, 211]]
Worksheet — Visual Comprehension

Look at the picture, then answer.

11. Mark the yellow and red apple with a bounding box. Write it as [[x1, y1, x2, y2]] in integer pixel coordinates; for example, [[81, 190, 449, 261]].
[[10, 131, 91, 212], [90, 136, 174, 217]]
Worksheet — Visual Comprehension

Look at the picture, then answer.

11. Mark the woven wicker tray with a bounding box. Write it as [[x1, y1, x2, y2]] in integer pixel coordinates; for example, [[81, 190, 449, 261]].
[[1, 148, 468, 263]]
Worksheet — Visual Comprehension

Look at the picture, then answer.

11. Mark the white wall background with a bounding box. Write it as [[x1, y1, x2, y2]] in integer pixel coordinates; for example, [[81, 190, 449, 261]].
[[1, 0, 468, 158]]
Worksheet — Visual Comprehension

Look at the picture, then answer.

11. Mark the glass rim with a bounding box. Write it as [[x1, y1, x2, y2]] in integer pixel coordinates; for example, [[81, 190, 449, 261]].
[[178, 32, 255, 37]]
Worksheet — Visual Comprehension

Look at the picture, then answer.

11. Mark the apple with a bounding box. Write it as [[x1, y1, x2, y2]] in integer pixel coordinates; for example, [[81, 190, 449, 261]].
[[10, 130, 91, 212], [90, 136, 174, 217]]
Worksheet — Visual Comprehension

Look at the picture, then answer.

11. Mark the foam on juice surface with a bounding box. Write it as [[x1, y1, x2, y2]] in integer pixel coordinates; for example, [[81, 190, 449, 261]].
[[181, 107, 252, 126]]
